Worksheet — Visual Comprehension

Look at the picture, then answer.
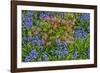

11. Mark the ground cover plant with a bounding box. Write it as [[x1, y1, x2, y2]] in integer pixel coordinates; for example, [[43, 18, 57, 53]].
[[22, 10, 90, 62]]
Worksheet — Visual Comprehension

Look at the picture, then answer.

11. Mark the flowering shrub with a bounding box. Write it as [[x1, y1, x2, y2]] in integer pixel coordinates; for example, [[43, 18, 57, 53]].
[[22, 10, 90, 62]]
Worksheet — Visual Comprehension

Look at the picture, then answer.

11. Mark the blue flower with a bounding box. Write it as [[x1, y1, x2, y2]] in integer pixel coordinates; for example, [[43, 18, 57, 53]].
[[29, 49, 38, 59], [64, 41, 68, 47], [73, 51, 78, 59], [40, 38, 44, 44], [40, 13, 48, 19], [59, 47, 68, 57], [59, 45, 63, 49], [37, 40, 41, 46], [40, 46, 43, 49], [81, 13, 90, 20], [27, 36, 33, 41], [56, 38, 61, 45], [25, 49, 38, 62], [82, 31, 87, 37], [51, 50, 57, 55], [26, 11, 33, 17], [63, 47, 69, 55], [43, 53, 48, 61], [34, 14, 38, 19], [23, 36, 27, 41], [35, 34, 39, 40], [25, 55, 31, 62], [39, 46, 43, 51], [60, 51, 65, 56], [23, 16, 33, 28], [74, 29, 87, 38], [32, 39, 37, 44]]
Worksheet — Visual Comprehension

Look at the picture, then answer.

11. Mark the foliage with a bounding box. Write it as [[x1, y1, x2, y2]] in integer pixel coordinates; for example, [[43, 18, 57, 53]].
[[22, 10, 90, 62]]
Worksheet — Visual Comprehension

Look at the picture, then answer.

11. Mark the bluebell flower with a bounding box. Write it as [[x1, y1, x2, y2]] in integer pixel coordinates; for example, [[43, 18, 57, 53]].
[[56, 38, 61, 45], [39, 46, 43, 51], [26, 11, 33, 17], [82, 31, 87, 37], [37, 40, 41, 46], [40, 46, 43, 49], [75, 30, 82, 38], [51, 50, 56, 55], [40, 13, 48, 19], [35, 35, 39, 40], [73, 51, 78, 59], [27, 36, 33, 41], [59, 47, 68, 57], [60, 51, 65, 56], [23, 16, 33, 28], [43, 53, 48, 61], [23, 36, 27, 41], [29, 49, 38, 59], [81, 13, 90, 20], [64, 41, 67, 47], [34, 14, 38, 19], [35, 34, 39, 40], [59, 45, 63, 49], [40, 38, 44, 44], [74, 29, 87, 38], [63, 47, 69, 55], [32, 39, 37, 44], [25, 55, 31, 62]]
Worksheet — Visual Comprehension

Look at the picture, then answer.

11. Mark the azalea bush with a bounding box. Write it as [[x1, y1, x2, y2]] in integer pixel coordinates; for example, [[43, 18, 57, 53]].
[[22, 10, 90, 62]]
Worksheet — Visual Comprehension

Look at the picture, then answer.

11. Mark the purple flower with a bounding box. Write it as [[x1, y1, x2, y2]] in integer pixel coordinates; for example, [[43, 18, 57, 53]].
[[82, 31, 87, 37], [60, 47, 68, 56], [40, 46, 43, 49], [40, 38, 44, 44], [74, 29, 87, 38], [23, 16, 33, 28], [43, 53, 48, 61], [23, 36, 27, 41], [35, 34, 39, 40], [63, 47, 69, 55], [37, 40, 41, 46], [64, 41, 68, 47], [25, 55, 31, 62], [27, 36, 33, 41], [81, 13, 90, 20], [39, 46, 43, 51], [56, 38, 61, 45], [40, 13, 48, 19], [60, 51, 65, 56], [29, 49, 38, 59], [32, 39, 37, 44], [26, 11, 33, 16], [51, 50, 56, 55], [34, 14, 37, 19], [73, 51, 78, 59]]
